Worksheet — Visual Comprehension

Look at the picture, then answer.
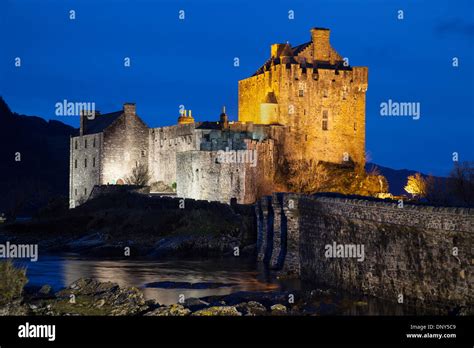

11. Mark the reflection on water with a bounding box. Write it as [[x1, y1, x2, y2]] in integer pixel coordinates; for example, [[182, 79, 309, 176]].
[[18, 255, 437, 314], [20, 255, 284, 305]]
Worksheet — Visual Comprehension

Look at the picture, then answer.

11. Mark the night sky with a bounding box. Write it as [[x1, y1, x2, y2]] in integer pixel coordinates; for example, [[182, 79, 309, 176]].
[[1, 0, 473, 176]]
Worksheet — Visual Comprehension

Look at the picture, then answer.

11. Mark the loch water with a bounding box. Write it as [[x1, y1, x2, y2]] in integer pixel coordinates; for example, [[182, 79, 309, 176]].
[[18, 255, 436, 315]]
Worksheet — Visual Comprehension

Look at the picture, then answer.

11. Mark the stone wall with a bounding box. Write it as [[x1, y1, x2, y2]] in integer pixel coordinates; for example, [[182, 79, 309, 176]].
[[89, 184, 149, 200], [257, 193, 473, 309], [101, 110, 149, 185], [148, 124, 200, 187], [176, 138, 276, 204], [69, 133, 102, 208], [238, 28, 367, 166]]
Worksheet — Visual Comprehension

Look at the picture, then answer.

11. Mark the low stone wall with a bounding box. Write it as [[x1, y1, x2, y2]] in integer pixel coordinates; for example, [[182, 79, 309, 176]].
[[88, 185, 149, 201], [256, 193, 473, 309]]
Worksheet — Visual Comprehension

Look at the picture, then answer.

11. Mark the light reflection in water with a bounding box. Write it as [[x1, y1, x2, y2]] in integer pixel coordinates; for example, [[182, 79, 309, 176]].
[[21, 255, 283, 305], [19, 255, 438, 314]]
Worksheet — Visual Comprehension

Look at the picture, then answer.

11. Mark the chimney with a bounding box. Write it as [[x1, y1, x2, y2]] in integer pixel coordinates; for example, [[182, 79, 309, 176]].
[[220, 105, 229, 129], [271, 43, 286, 58], [311, 28, 331, 62], [80, 110, 86, 136], [123, 103, 136, 116]]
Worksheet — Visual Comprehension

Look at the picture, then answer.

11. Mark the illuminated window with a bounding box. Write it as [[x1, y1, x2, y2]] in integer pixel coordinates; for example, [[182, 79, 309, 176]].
[[322, 110, 328, 131]]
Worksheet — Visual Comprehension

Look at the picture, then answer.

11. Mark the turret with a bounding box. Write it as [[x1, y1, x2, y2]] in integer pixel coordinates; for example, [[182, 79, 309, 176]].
[[178, 109, 195, 125], [219, 106, 229, 129], [259, 92, 279, 124]]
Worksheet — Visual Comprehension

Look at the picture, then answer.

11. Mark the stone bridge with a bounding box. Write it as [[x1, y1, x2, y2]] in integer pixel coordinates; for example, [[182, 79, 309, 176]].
[[256, 193, 473, 309]]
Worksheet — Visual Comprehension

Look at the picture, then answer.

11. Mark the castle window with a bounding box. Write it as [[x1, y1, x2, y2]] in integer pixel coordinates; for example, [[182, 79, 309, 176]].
[[84, 158, 87, 168], [323, 89, 329, 98], [84, 139, 88, 148], [298, 89, 304, 97], [75, 140, 78, 150], [84, 188, 87, 195], [141, 150, 146, 157], [93, 157, 96, 167], [93, 137, 96, 147], [75, 189, 77, 196], [322, 110, 329, 131], [74, 159, 77, 169]]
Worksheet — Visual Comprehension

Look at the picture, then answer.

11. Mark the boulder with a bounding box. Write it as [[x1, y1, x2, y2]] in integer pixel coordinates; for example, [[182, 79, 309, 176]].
[[144, 304, 191, 316], [236, 301, 267, 316], [270, 304, 287, 315], [191, 306, 242, 316]]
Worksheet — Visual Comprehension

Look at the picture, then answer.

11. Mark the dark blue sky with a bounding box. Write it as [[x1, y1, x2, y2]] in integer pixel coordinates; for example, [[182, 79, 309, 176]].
[[1, 0, 473, 176]]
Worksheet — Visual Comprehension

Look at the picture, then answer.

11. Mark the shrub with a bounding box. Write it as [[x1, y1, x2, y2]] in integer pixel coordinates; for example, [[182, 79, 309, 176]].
[[0, 260, 28, 304]]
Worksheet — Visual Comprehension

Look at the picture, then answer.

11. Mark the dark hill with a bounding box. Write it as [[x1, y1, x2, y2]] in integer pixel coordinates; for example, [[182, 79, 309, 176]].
[[0, 97, 76, 216]]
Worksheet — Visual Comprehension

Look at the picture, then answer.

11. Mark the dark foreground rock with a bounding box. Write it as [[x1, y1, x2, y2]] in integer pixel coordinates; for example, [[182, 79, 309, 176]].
[[0, 278, 299, 316]]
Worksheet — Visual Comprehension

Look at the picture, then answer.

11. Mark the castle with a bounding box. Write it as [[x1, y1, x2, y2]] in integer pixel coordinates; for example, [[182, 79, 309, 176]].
[[69, 28, 368, 208]]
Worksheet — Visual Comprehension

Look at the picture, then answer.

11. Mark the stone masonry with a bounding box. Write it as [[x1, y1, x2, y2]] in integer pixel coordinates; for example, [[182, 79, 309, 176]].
[[70, 27, 367, 207], [257, 193, 473, 309]]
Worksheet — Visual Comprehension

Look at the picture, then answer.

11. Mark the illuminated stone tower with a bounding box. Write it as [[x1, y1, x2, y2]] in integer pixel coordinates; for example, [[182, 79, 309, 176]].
[[238, 27, 368, 165]]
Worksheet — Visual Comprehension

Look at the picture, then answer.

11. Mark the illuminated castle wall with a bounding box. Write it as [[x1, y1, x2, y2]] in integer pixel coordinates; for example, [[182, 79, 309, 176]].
[[239, 28, 368, 165], [69, 27, 367, 208], [69, 104, 149, 208]]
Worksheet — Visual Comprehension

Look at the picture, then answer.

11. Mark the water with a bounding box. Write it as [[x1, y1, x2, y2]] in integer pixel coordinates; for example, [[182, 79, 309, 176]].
[[19, 255, 290, 305], [16, 255, 437, 314]]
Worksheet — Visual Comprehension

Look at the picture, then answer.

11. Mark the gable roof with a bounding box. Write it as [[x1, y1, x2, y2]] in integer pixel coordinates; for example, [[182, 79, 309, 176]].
[[84, 111, 122, 135]]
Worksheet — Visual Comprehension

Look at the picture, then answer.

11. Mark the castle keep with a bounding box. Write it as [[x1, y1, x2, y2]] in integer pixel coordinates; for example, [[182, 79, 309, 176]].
[[69, 28, 368, 208]]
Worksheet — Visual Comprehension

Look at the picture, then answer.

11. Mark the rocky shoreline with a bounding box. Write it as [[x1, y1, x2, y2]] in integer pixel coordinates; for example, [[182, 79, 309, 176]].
[[1, 277, 452, 317], [0, 278, 309, 316]]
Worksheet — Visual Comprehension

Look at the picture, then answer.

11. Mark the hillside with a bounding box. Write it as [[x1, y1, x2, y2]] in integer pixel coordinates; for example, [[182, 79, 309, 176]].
[[0, 97, 76, 216]]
